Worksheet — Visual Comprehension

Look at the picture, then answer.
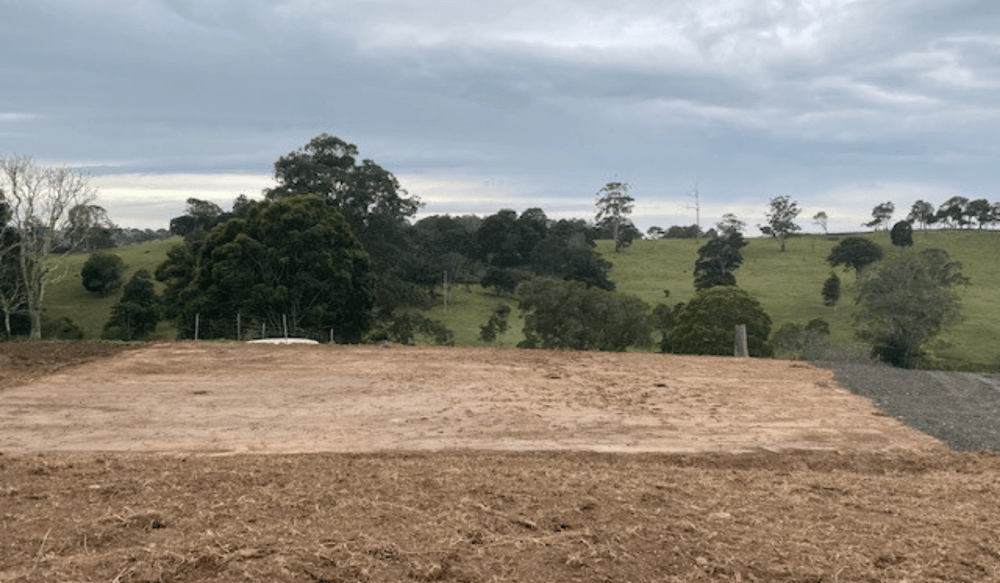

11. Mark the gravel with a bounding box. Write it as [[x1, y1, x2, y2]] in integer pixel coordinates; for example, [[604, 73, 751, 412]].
[[812, 360, 1000, 452]]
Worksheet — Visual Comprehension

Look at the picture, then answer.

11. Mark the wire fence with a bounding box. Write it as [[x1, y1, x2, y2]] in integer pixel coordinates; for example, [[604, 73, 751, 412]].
[[185, 313, 337, 344]]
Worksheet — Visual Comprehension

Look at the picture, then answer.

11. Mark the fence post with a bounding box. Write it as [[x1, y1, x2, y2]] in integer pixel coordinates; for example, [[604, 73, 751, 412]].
[[329, 328, 334, 344], [283, 314, 288, 339], [195, 313, 200, 341], [237, 312, 241, 341], [262, 323, 266, 339], [734, 324, 748, 357]]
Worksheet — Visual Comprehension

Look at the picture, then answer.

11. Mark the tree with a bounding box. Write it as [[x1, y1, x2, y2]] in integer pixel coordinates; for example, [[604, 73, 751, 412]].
[[716, 213, 746, 236], [80, 251, 125, 296], [264, 134, 423, 317], [907, 200, 936, 230], [595, 181, 635, 252], [0, 200, 27, 338], [169, 198, 224, 237], [103, 269, 160, 341], [517, 278, 652, 351], [813, 211, 829, 235], [821, 272, 841, 307], [668, 287, 773, 357], [694, 231, 747, 291], [646, 226, 666, 239], [854, 248, 970, 368], [479, 304, 511, 344], [65, 204, 116, 251], [758, 195, 801, 251], [936, 196, 970, 229], [890, 220, 914, 247], [480, 267, 519, 296], [827, 237, 884, 274], [530, 219, 614, 291], [0, 155, 99, 338], [864, 202, 895, 231], [965, 199, 993, 229], [156, 194, 376, 342]]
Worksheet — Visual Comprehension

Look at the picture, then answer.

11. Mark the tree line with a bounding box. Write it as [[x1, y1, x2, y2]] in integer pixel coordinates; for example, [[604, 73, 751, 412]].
[[0, 139, 977, 369]]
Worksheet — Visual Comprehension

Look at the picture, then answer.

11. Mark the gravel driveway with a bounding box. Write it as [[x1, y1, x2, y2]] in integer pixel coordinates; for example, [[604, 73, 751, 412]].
[[813, 360, 1000, 452]]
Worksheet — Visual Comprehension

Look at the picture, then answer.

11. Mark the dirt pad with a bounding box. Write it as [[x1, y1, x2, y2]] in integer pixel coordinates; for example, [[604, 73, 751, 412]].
[[0, 341, 945, 455], [2, 342, 999, 582]]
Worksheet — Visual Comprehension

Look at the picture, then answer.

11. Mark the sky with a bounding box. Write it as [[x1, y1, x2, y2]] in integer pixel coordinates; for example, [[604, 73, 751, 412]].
[[2, 0, 998, 234]]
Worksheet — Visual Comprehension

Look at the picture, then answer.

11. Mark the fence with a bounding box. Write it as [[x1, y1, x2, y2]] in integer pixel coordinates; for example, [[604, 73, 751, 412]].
[[185, 312, 337, 344]]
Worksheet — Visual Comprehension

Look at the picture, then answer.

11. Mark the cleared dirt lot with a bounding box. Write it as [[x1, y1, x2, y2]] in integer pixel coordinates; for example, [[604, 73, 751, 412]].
[[2, 341, 998, 583], [0, 341, 945, 455]]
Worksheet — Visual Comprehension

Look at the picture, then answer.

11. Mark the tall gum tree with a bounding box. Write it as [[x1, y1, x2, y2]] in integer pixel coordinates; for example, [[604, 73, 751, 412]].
[[757, 195, 801, 252]]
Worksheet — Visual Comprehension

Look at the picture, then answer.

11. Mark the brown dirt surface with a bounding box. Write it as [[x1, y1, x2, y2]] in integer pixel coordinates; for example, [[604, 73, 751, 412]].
[[0, 341, 945, 455], [2, 341, 999, 583]]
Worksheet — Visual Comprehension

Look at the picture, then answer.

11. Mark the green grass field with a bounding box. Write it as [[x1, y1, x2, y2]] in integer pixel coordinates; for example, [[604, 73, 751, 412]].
[[39, 230, 1000, 368], [42, 237, 183, 341]]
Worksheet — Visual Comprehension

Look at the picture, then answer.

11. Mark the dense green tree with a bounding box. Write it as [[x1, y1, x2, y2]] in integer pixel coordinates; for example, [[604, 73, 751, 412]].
[[821, 272, 841, 307], [480, 267, 519, 296], [668, 287, 772, 357], [264, 134, 424, 316], [479, 304, 511, 344], [890, 220, 914, 247], [758, 195, 801, 251], [595, 181, 635, 252], [530, 219, 614, 290], [693, 231, 747, 291], [864, 202, 895, 231], [517, 278, 652, 351], [907, 200, 936, 230], [80, 251, 125, 296], [854, 248, 970, 368], [476, 209, 522, 267], [156, 195, 376, 342], [827, 237, 883, 274], [102, 269, 160, 341]]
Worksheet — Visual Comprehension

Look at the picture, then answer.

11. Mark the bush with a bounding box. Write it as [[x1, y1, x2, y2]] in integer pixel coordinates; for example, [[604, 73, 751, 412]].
[[479, 305, 511, 344], [668, 287, 772, 357], [42, 316, 84, 340], [772, 319, 831, 360], [517, 278, 652, 351], [102, 269, 161, 341], [81, 251, 125, 296]]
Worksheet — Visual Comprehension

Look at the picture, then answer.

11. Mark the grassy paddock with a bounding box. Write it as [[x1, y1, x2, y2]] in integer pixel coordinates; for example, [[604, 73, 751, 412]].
[[37, 230, 1000, 368]]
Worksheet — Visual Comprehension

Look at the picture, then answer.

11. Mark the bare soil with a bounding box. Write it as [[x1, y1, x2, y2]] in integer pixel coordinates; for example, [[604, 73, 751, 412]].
[[1, 341, 998, 582]]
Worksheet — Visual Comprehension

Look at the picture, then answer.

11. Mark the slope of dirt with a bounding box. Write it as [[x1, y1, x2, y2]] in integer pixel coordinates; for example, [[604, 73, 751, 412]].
[[0, 341, 945, 455]]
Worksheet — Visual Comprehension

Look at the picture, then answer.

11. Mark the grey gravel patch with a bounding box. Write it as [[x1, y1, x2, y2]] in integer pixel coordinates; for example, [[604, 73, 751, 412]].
[[812, 361, 1000, 452]]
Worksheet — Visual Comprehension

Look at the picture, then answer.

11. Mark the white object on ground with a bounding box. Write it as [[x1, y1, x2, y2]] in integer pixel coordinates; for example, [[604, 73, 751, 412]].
[[247, 338, 320, 344]]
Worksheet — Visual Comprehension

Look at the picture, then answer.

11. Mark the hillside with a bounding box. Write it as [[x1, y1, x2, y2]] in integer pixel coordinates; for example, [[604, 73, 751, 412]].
[[39, 230, 1000, 368]]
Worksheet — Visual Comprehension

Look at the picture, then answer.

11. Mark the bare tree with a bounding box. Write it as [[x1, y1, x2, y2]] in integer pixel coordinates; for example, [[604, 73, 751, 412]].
[[0, 155, 98, 338]]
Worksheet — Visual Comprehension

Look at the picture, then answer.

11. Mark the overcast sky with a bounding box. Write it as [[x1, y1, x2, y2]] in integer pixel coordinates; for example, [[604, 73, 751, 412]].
[[2, 0, 998, 233]]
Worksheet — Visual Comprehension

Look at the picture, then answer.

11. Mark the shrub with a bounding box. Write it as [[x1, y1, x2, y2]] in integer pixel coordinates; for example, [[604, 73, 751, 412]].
[[517, 278, 652, 351], [668, 287, 772, 357], [81, 251, 125, 296]]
